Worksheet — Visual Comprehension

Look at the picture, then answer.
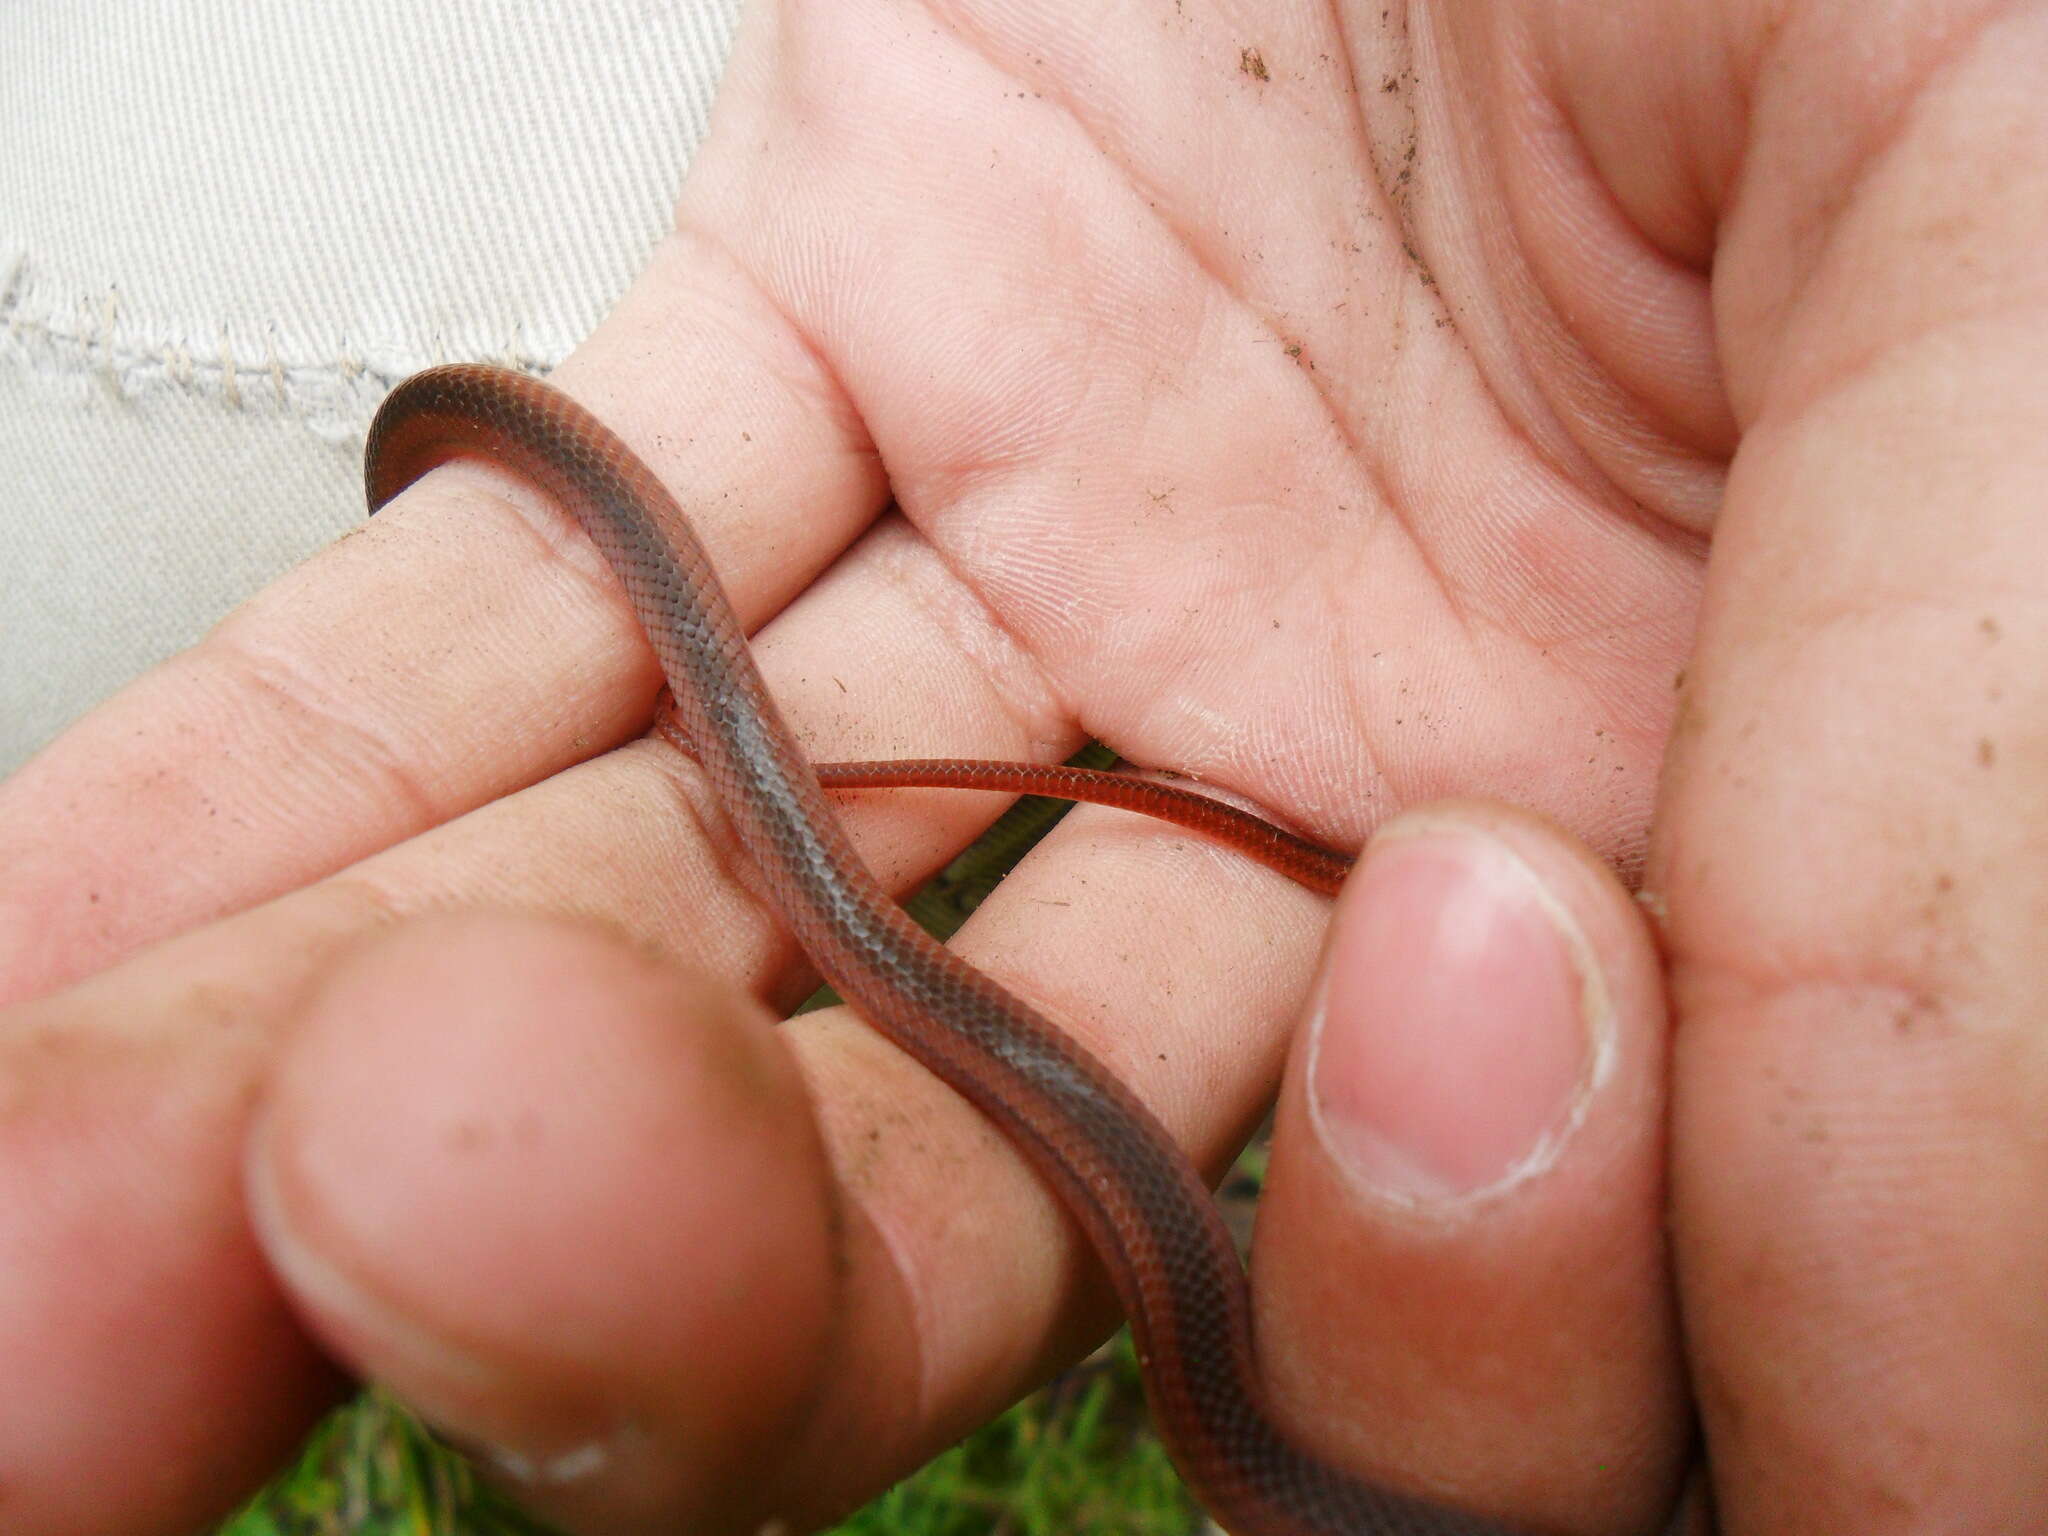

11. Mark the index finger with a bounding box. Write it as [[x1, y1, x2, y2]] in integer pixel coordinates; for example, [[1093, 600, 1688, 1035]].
[[1649, 9, 2048, 1528], [0, 238, 883, 1005]]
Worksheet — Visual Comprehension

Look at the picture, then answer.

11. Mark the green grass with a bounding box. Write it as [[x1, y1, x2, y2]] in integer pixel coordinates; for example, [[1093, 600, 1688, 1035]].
[[829, 1340, 1195, 1536], [219, 746, 1231, 1534], [217, 1390, 545, 1536], [219, 1332, 1199, 1536]]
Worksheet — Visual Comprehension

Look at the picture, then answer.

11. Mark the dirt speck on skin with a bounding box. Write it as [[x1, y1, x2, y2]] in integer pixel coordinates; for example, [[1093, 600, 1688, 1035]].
[[1240, 47, 1269, 81], [1400, 238, 1436, 287]]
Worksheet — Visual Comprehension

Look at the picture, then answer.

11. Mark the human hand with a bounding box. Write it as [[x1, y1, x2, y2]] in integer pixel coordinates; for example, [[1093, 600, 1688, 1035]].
[[1257, 1, 2048, 1531], [3, 3, 2038, 1534]]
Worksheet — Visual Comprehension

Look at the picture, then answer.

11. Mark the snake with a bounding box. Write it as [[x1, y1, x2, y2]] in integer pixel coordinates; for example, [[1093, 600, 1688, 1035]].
[[365, 362, 1556, 1535]]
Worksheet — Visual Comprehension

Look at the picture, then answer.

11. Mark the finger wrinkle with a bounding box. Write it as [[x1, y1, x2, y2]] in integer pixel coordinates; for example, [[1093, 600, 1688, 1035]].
[[646, 225, 881, 469], [336, 744, 804, 1009], [1752, 293, 2048, 452], [409, 473, 674, 693], [1727, 0, 2034, 421], [853, 520, 1072, 754], [615, 739, 813, 1003], [1485, 42, 1736, 509], [1674, 973, 1978, 1052], [196, 618, 452, 841], [1666, 850, 2030, 1027]]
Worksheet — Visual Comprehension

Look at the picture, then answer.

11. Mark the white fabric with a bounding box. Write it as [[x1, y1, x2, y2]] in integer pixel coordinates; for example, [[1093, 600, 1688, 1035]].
[[1, 0, 742, 770]]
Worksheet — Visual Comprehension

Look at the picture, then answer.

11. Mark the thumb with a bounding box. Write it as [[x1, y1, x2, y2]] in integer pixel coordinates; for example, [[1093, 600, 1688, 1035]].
[[1254, 801, 1690, 1534], [245, 912, 839, 1536]]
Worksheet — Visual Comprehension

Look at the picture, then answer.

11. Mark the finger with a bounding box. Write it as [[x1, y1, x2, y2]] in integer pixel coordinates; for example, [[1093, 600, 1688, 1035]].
[[1257, 802, 1684, 1533], [1652, 10, 2048, 1529], [246, 913, 837, 1536], [112, 777, 1338, 1532], [0, 970, 348, 1536], [9, 508, 1488, 1534], [0, 759, 797, 1536], [0, 226, 886, 1006], [0, 519, 1068, 1533], [243, 800, 1689, 1536]]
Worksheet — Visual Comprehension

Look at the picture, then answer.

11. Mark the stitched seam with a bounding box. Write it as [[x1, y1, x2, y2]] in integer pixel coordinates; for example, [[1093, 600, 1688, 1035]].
[[0, 248, 562, 423]]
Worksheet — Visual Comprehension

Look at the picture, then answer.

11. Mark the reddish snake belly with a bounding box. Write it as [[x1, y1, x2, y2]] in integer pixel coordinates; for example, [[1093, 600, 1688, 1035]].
[[365, 365, 1530, 1536]]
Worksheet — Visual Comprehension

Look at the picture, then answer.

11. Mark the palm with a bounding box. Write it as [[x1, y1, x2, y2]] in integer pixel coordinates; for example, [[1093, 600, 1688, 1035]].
[[677, 0, 1711, 869]]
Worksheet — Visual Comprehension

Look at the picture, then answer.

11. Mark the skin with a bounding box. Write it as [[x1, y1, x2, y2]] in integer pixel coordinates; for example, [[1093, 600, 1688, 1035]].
[[0, 1, 2043, 1533]]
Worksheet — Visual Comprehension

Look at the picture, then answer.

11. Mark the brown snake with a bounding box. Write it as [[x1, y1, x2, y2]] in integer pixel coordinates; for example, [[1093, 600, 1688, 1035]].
[[367, 362, 1615, 1535]]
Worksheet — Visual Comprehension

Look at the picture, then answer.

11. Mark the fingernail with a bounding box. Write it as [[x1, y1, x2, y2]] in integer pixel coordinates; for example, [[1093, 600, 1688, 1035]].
[[468, 1432, 618, 1489], [244, 1133, 501, 1394], [245, 1130, 622, 1484], [1307, 816, 1609, 1208]]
